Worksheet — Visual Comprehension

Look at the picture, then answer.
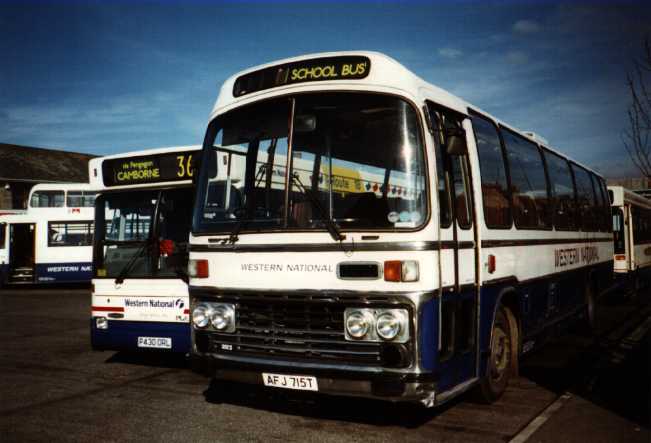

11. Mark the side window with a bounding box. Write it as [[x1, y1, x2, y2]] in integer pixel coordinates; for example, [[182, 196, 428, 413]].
[[590, 173, 606, 232], [642, 209, 651, 243], [30, 191, 65, 208], [501, 129, 551, 229], [67, 191, 97, 208], [571, 165, 598, 232], [48, 222, 94, 247], [0, 223, 5, 249], [600, 179, 613, 232], [470, 112, 511, 228], [543, 150, 577, 231]]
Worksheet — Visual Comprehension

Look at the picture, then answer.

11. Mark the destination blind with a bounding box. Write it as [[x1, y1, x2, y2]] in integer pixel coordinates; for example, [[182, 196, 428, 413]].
[[102, 151, 196, 186], [233, 55, 371, 97]]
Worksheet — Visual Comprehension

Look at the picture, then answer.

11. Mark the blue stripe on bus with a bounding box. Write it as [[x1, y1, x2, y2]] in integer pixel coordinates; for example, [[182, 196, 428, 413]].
[[418, 297, 437, 371], [90, 319, 190, 353], [0, 264, 8, 284], [35, 262, 93, 283]]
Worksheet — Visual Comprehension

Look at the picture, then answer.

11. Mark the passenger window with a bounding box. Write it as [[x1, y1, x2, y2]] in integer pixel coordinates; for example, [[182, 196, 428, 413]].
[[66, 191, 97, 208], [571, 165, 598, 231], [600, 179, 613, 232], [30, 191, 65, 208], [590, 173, 606, 232], [501, 129, 551, 229], [48, 221, 94, 247], [543, 150, 577, 230], [0, 223, 5, 249], [470, 113, 511, 228]]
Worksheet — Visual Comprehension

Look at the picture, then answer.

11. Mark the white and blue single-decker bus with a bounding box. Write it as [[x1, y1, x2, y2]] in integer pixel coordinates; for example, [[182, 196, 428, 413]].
[[188, 52, 614, 406], [89, 146, 200, 353]]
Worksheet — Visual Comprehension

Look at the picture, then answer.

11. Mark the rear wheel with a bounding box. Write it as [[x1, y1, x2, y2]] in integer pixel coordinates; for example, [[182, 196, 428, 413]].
[[583, 279, 597, 334], [479, 305, 516, 403]]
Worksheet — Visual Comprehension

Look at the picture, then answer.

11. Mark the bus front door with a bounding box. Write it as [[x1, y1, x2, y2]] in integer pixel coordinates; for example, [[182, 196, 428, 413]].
[[9, 223, 35, 283], [429, 104, 479, 393]]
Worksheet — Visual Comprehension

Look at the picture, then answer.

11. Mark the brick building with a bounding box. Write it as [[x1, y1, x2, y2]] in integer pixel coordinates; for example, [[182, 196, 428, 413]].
[[0, 143, 96, 209]]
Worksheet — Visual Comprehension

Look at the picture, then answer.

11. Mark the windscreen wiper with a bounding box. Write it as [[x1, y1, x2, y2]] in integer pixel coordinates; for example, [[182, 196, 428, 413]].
[[291, 172, 344, 242], [114, 238, 152, 284], [227, 162, 269, 244]]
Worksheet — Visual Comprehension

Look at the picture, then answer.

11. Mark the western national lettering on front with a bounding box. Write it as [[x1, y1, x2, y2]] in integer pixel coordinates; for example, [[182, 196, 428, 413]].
[[240, 263, 334, 273]]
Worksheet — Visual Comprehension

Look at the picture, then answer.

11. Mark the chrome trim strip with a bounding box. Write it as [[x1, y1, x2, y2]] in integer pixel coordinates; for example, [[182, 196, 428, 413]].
[[482, 237, 612, 248], [191, 241, 439, 253], [207, 351, 386, 373]]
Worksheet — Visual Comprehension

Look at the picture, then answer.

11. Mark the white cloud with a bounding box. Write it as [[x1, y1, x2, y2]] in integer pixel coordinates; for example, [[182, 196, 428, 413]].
[[438, 48, 463, 59], [505, 50, 529, 65], [513, 19, 541, 34]]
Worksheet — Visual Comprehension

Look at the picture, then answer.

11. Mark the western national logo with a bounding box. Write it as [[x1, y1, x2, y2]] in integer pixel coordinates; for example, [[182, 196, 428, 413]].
[[125, 299, 178, 308]]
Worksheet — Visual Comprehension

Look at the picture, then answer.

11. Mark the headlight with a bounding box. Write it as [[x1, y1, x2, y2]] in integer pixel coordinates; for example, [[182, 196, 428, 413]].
[[345, 310, 374, 339], [95, 317, 108, 330], [344, 308, 409, 342], [401, 260, 419, 282], [210, 305, 235, 332], [192, 305, 211, 328], [376, 312, 401, 340]]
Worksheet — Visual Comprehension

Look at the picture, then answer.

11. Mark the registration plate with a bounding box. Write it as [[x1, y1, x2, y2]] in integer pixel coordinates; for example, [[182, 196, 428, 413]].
[[137, 336, 172, 349], [262, 373, 318, 391]]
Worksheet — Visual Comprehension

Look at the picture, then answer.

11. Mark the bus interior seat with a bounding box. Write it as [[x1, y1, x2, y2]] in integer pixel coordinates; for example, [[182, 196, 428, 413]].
[[291, 199, 313, 227]]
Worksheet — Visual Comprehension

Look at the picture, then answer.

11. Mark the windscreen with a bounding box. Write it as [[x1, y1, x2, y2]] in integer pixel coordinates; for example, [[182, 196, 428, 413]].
[[193, 93, 427, 235], [94, 188, 193, 279]]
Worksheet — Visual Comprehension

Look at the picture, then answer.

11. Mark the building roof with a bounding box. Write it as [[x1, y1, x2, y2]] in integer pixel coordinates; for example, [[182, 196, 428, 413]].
[[0, 143, 97, 183]]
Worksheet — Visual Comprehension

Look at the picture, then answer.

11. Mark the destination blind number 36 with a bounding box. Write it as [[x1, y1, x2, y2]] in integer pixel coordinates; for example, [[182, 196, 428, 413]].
[[176, 154, 194, 178]]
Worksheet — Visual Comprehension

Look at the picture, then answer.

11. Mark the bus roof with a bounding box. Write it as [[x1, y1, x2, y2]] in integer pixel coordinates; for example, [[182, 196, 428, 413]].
[[30, 182, 94, 192], [89, 145, 201, 191], [210, 51, 602, 178], [608, 185, 651, 209]]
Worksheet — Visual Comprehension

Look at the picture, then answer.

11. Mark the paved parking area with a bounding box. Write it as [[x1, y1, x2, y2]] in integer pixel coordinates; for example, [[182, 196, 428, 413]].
[[0, 287, 648, 442]]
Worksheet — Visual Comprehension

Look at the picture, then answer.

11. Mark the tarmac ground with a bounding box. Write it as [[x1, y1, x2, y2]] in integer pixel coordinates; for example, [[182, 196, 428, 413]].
[[0, 284, 649, 442]]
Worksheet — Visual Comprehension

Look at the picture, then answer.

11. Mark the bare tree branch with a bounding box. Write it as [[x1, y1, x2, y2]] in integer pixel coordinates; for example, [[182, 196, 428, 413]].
[[624, 36, 651, 179]]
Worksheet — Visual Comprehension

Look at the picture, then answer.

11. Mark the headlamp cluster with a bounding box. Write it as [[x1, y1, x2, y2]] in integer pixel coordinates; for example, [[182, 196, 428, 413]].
[[344, 308, 409, 342], [192, 302, 236, 333]]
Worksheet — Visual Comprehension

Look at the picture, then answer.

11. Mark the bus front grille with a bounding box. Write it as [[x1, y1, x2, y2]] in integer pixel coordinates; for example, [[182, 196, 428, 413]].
[[200, 294, 406, 366]]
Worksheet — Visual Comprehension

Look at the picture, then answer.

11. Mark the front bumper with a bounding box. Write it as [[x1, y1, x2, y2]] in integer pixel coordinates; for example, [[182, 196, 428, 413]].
[[91, 319, 190, 353], [192, 353, 438, 404]]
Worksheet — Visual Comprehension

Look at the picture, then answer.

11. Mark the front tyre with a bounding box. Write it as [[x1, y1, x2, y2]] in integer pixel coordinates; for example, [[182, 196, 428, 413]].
[[479, 305, 515, 403]]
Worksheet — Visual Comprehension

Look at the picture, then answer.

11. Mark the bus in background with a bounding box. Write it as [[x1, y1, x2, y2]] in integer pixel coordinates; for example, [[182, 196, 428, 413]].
[[89, 146, 200, 353], [188, 52, 613, 407], [609, 185, 651, 290], [0, 183, 96, 285]]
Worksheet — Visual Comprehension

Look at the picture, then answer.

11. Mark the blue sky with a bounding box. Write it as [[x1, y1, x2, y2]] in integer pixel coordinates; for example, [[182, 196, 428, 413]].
[[1, 0, 650, 178]]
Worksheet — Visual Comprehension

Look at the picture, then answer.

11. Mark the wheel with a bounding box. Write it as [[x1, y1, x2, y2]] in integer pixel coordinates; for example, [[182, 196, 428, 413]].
[[479, 305, 516, 403], [583, 280, 597, 334]]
